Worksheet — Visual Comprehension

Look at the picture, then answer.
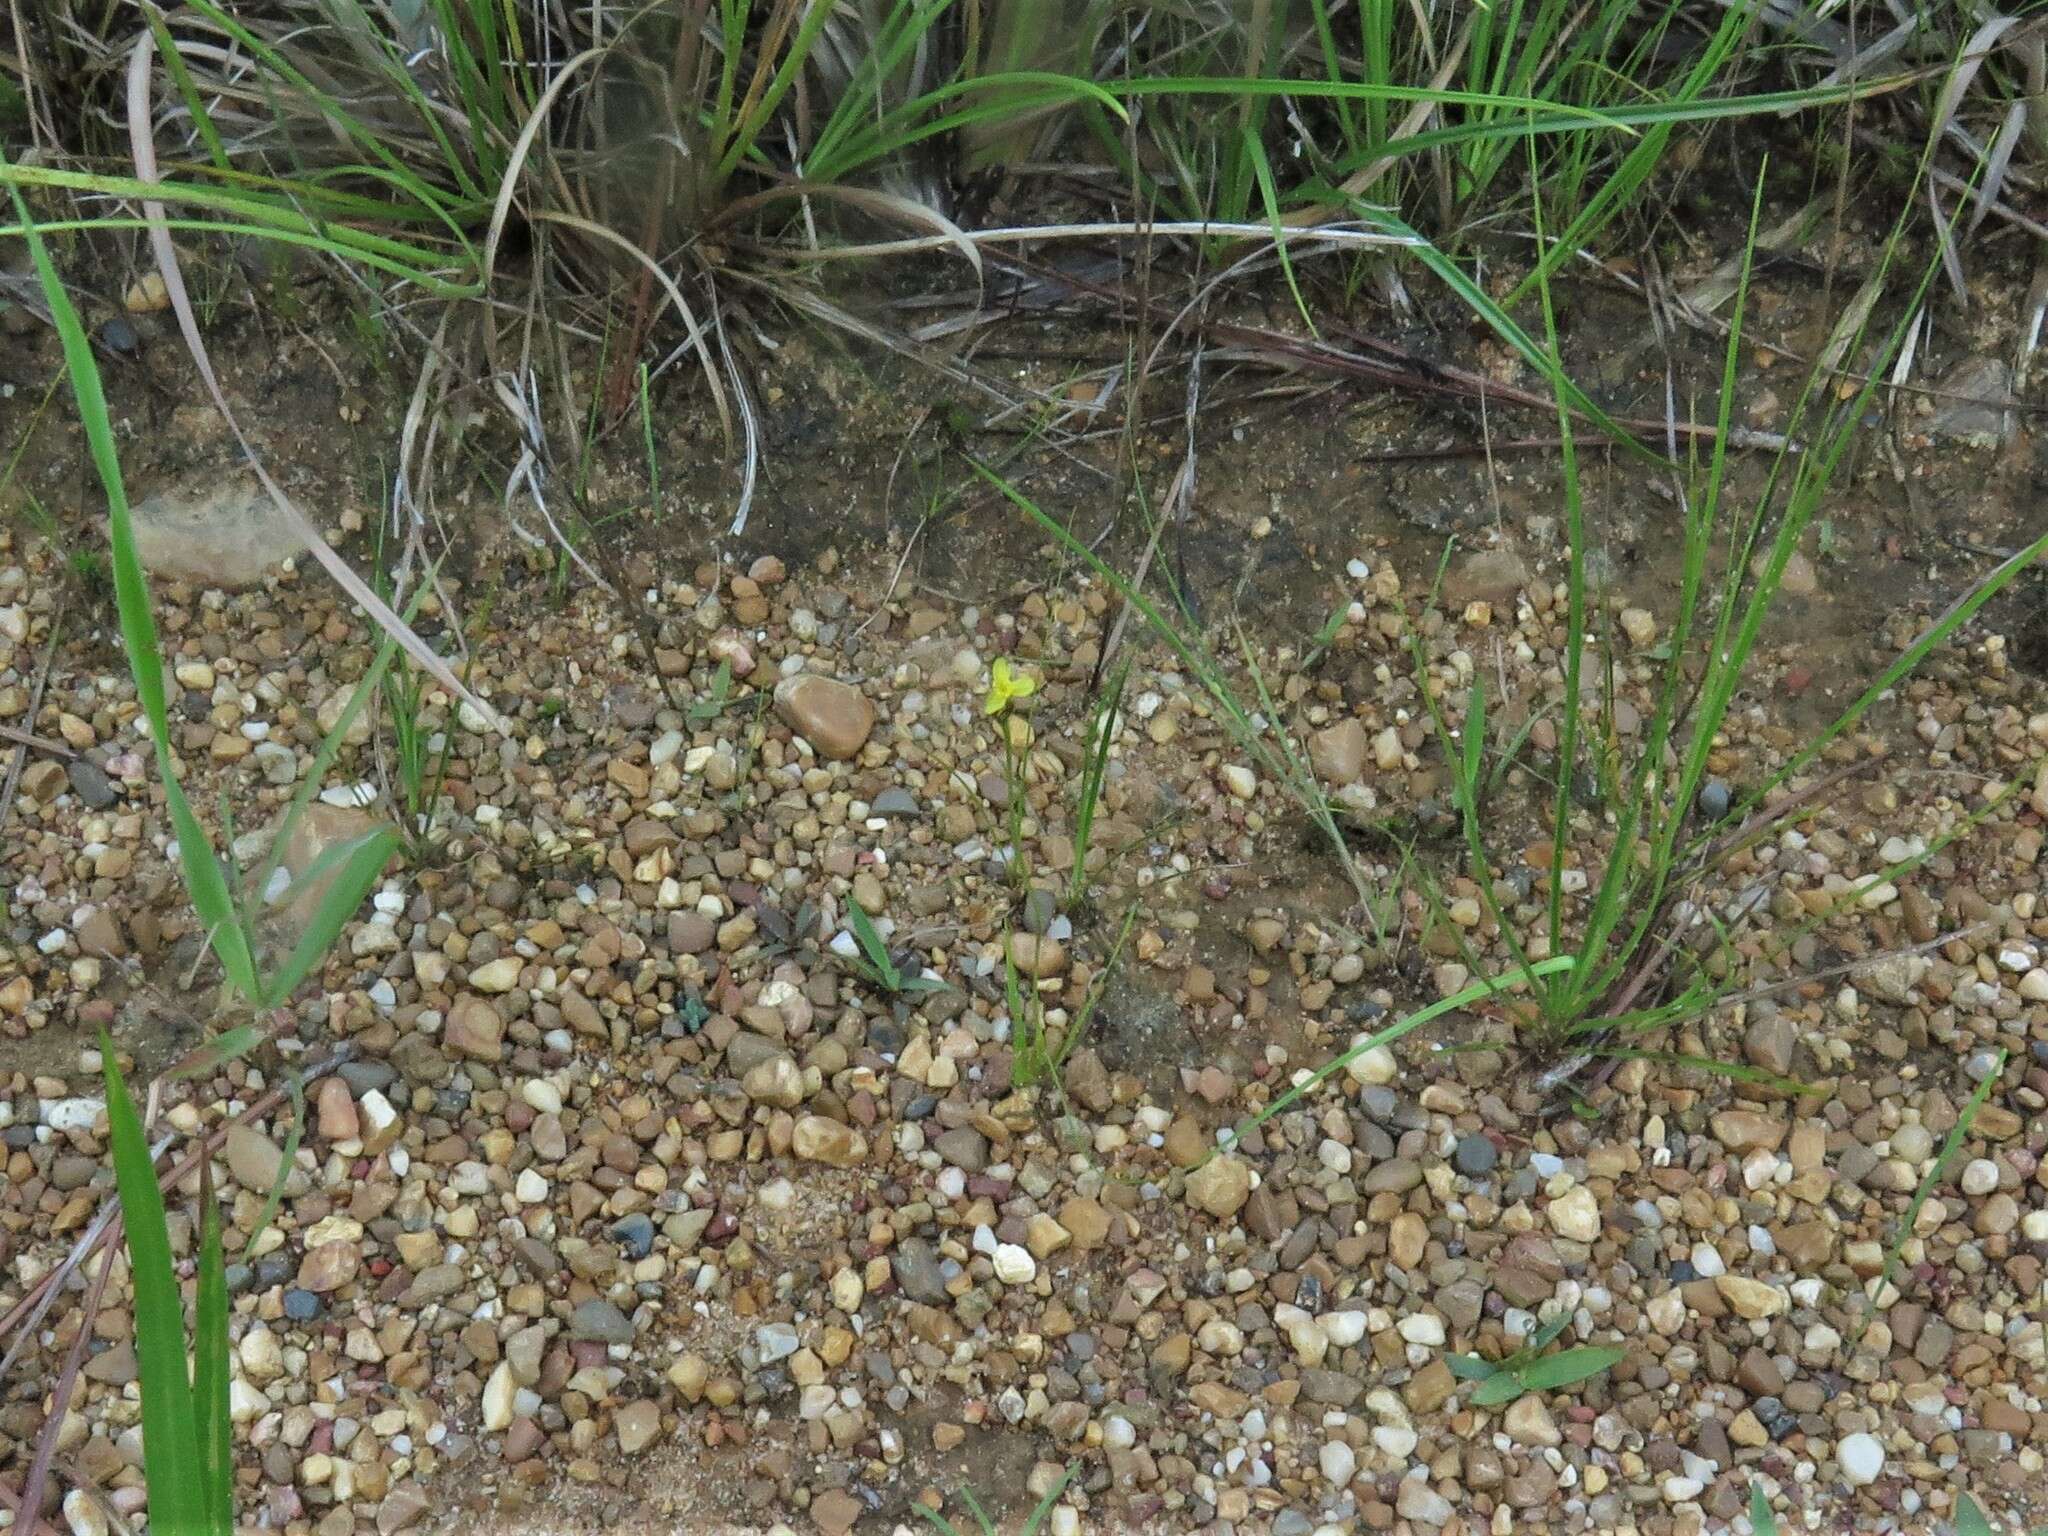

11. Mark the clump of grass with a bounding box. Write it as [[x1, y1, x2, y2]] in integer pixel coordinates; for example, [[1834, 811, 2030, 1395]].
[[1010, 899, 1137, 1089], [1399, 160, 2048, 1073], [916, 1463, 1075, 1536], [1444, 1310, 1625, 1406]]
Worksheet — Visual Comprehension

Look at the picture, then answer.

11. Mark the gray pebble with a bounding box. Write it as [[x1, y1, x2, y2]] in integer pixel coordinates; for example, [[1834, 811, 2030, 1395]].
[[1454, 1134, 1499, 1176], [67, 758, 118, 809]]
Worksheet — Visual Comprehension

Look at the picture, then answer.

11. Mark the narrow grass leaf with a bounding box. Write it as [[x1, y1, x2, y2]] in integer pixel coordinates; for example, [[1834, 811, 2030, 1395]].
[[1022, 1464, 1077, 1534], [1956, 1495, 1997, 1536], [1873, 1050, 2004, 1318], [242, 1070, 305, 1261], [193, 1156, 233, 1531], [1444, 1353, 1497, 1380], [98, 1034, 209, 1531], [262, 826, 401, 1005]]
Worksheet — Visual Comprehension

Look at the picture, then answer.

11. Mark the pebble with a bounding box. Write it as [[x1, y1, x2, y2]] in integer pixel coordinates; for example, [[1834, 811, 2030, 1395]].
[[1186, 1156, 1253, 1219], [570, 1299, 635, 1344], [1838, 1432, 1885, 1487], [614, 1401, 661, 1454], [1319, 1441, 1357, 1487], [1453, 1134, 1498, 1176], [773, 673, 875, 760], [755, 1322, 800, 1363], [1546, 1186, 1601, 1243]]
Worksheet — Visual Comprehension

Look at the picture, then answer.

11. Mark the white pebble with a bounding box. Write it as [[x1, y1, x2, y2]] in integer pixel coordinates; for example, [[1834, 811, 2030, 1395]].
[[1319, 1441, 1357, 1486], [1838, 1431, 1885, 1487], [992, 1244, 1036, 1285], [1396, 1313, 1445, 1347]]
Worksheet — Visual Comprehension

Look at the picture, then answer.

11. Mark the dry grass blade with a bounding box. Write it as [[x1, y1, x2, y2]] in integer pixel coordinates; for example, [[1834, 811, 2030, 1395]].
[[530, 206, 734, 444], [14, 1206, 118, 1536], [123, 32, 507, 734]]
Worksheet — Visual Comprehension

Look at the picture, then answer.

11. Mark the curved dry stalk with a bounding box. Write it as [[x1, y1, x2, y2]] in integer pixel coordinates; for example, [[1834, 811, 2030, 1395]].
[[123, 33, 506, 735], [531, 206, 734, 444]]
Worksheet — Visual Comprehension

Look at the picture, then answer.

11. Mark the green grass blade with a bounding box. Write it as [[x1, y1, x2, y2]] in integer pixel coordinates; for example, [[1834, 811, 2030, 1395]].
[[1347, 203, 1662, 468], [1211, 956, 1575, 1156], [4, 159, 263, 1001], [1871, 1051, 2004, 1322], [1506, 2, 1748, 305], [98, 1034, 208, 1531], [193, 1157, 233, 1532], [1956, 1495, 1997, 1536], [1241, 125, 1314, 330], [261, 826, 401, 1005], [143, 3, 232, 174], [1021, 1464, 1076, 1534], [1444, 1353, 1497, 1380], [242, 1070, 305, 1260]]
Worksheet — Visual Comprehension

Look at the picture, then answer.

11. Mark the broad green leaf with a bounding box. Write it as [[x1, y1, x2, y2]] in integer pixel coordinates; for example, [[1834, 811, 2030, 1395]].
[[1513, 1345, 1627, 1394], [1444, 1353, 1497, 1380], [846, 901, 900, 987], [1469, 1370, 1527, 1406], [1525, 1310, 1573, 1352], [1955, 1494, 1995, 1536]]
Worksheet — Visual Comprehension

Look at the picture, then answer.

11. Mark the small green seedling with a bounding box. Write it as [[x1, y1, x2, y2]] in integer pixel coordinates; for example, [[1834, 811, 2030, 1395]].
[[916, 1463, 1075, 1536], [1066, 664, 1126, 911], [843, 901, 946, 996], [1300, 598, 1349, 671], [1445, 1310, 1625, 1406], [688, 658, 734, 726]]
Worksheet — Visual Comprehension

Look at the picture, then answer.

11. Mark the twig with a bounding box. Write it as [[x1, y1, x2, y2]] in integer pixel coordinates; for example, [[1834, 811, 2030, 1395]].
[[0, 613, 68, 856], [0, 1041, 358, 1364], [0, 721, 75, 760]]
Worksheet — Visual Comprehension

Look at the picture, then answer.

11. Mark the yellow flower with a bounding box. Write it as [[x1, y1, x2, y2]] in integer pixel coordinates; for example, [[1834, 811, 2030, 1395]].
[[983, 657, 1038, 716]]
